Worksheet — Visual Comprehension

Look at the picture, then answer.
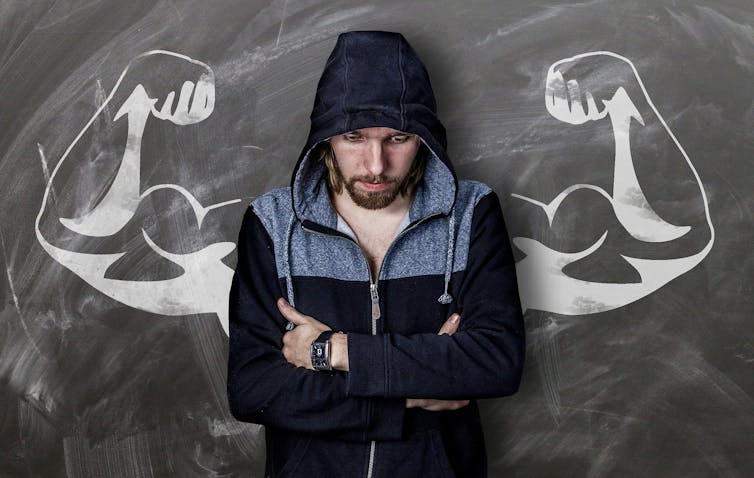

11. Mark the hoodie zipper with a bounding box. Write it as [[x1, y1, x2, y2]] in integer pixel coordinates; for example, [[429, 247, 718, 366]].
[[301, 212, 442, 478], [366, 276, 379, 478], [365, 214, 442, 478], [370, 283, 380, 334]]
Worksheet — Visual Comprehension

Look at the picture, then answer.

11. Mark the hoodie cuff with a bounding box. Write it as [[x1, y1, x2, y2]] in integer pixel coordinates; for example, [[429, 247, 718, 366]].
[[346, 333, 389, 398]]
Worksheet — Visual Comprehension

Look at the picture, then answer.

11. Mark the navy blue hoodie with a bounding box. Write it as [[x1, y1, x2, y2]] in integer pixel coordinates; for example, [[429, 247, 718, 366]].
[[227, 31, 525, 477]]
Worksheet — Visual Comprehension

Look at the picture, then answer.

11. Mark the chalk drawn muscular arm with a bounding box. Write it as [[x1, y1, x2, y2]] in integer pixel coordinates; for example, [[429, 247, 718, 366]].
[[35, 51, 237, 335], [512, 52, 714, 315]]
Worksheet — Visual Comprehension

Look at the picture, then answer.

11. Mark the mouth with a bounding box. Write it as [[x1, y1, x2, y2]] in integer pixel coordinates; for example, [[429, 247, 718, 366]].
[[356, 180, 391, 192]]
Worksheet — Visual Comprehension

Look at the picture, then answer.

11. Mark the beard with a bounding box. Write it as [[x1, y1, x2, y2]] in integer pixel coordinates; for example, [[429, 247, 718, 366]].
[[330, 159, 412, 210]]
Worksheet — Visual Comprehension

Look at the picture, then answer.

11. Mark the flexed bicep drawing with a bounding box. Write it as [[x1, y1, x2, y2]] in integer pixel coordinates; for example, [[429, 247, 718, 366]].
[[35, 51, 240, 335], [512, 52, 714, 315], [35, 50, 714, 332]]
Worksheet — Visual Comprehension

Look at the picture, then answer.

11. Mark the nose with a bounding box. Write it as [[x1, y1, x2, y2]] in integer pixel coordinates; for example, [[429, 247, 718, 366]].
[[364, 140, 387, 177]]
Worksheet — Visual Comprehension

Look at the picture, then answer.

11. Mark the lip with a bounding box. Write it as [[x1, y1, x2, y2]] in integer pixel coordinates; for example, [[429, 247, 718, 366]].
[[357, 181, 391, 191]]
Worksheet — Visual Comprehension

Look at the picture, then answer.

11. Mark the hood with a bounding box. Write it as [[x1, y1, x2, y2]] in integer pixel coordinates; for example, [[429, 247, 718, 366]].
[[289, 30, 458, 230]]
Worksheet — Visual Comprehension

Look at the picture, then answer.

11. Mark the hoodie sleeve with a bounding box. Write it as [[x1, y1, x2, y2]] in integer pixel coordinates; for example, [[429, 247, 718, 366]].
[[227, 205, 406, 441], [345, 191, 525, 400]]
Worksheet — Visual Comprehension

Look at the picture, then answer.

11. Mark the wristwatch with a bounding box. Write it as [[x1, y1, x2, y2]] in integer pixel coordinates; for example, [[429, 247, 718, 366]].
[[311, 330, 336, 371]]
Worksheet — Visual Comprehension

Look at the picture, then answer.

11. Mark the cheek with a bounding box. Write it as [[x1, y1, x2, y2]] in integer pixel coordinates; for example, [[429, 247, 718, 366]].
[[330, 141, 362, 161], [391, 148, 419, 172], [336, 159, 360, 178]]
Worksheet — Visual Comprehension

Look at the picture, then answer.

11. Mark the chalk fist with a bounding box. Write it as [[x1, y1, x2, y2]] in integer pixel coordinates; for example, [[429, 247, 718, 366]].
[[114, 50, 215, 125], [545, 52, 644, 125]]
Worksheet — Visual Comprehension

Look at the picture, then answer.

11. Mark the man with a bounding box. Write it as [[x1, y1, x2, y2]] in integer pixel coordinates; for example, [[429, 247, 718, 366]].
[[227, 31, 525, 477]]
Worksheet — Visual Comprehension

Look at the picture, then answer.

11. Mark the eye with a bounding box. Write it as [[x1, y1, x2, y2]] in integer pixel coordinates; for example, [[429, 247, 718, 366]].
[[389, 134, 411, 143], [343, 132, 363, 142]]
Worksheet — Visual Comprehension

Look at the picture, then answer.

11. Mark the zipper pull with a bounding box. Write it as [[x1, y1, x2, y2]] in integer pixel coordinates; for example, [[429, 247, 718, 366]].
[[370, 283, 381, 321]]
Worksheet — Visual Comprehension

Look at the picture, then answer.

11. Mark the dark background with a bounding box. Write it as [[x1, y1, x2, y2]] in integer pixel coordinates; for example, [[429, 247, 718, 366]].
[[1, 1, 753, 476]]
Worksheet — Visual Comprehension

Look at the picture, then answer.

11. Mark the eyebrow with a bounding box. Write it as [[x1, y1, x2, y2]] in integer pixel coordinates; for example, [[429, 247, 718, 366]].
[[346, 130, 411, 136]]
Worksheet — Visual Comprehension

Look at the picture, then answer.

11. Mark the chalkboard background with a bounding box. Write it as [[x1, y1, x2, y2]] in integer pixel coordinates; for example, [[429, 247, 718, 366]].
[[1, 1, 753, 476]]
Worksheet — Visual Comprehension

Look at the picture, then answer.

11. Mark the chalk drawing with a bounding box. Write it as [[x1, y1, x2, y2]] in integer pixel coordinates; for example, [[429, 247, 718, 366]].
[[512, 51, 714, 315], [35, 50, 238, 335]]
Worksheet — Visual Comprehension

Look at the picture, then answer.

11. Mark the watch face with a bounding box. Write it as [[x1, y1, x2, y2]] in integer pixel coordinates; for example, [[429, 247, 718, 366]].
[[311, 342, 329, 370]]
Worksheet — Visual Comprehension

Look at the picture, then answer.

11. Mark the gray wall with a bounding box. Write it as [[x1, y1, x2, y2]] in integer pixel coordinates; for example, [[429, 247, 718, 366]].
[[1, 0, 753, 476]]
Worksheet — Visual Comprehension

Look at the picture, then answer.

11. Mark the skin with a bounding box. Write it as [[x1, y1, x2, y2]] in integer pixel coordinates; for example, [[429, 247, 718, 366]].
[[328, 127, 419, 211], [278, 126, 469, 412]]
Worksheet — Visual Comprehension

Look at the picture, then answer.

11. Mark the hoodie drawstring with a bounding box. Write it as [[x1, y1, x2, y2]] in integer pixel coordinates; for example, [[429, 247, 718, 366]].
[[437, 207, 456, 305], [284, 211, 297, 331]]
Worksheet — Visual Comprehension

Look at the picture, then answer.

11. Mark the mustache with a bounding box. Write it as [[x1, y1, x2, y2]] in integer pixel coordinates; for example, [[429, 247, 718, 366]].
[[349, 175, 397, 184]]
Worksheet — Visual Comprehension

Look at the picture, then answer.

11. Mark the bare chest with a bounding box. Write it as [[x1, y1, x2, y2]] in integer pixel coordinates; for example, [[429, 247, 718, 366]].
[[350, 226, 400, 281]]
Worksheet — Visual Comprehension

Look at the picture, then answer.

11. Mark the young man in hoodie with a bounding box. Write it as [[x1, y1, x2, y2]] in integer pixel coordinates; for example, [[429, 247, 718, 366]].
[[227, 31, 525, 477]]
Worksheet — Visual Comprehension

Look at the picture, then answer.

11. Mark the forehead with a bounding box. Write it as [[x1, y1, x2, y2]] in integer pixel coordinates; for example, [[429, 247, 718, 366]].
[[345, 127, 410, 137]]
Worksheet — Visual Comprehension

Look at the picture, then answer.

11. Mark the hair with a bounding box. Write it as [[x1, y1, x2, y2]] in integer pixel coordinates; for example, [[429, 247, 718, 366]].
[[317, 138, 428, 196]]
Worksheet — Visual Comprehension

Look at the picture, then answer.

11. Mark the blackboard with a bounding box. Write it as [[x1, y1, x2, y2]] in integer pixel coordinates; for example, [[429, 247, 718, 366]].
[[1, 1, 753, 476]]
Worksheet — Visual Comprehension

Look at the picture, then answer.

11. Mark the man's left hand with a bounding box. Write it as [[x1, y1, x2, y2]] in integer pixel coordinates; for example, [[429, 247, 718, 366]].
[[278, 298, 331, 370]]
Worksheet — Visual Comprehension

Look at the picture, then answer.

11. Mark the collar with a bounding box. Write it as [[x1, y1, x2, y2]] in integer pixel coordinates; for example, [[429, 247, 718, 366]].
[[336, 210, 411, 243]]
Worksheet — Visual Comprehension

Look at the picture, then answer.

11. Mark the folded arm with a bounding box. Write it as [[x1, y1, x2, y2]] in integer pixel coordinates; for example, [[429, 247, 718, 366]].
[[227, 206, 405, 441]]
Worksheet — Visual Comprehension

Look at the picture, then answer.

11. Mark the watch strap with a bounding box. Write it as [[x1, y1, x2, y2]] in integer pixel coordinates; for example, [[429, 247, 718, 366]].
[[315, 330, 336, 344]]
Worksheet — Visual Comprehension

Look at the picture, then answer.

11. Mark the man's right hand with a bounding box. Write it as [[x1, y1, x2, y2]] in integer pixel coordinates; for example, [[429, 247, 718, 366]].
[[405, 313, 470, 411]]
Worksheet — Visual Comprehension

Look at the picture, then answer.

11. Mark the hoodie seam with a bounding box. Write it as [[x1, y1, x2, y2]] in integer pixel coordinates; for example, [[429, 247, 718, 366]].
[[343, 35, 350, 131], [249, 204, 276, 250], [472, 186, 494, 207], [363, 397, 372, 441], [383, 334, 390, 397], [398, 37, 406, 131]]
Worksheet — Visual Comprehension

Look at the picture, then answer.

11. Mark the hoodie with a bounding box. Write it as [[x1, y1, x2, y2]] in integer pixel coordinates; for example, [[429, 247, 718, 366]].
[[227, 31, 525, 478]]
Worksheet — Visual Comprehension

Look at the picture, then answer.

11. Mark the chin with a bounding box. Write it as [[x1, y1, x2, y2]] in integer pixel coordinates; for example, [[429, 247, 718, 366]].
[[349, 191, 398, 210]]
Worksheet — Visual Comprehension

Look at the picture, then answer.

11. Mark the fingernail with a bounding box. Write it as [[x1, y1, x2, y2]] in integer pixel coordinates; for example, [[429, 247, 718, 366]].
[[450, 314, 460, 324]]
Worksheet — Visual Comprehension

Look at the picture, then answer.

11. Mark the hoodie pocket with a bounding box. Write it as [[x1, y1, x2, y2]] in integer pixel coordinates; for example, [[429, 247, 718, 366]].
[[372, 429, 456, 477], [276, 435, 369, 477], [428, 429, 456, 478], [275, 436, 311, 477]]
